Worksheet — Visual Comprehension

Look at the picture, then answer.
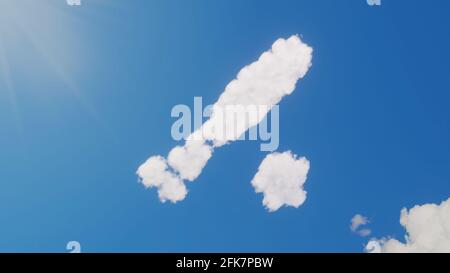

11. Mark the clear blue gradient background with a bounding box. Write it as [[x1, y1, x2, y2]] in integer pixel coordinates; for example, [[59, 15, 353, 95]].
[[0, 0, 449, 252]]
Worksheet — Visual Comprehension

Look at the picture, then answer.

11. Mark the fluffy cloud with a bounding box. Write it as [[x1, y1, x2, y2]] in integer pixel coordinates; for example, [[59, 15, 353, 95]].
[[350, 214, 371, 237], [137, 35, 313, 203], [191, 35, 313, 146], [367, 198, 450, 253], [137, 156, 187, 203], [251, 151, 310, 212], [167, 140, 213, 181]]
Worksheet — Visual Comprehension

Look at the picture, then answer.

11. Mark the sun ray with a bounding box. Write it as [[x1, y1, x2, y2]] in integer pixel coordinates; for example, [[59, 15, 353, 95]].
[[0, 38, 24, 141], [42, 0, 129, 30], [0, 0, 122, 132], [11, 1, 104, 121], [14, 18, 103, 124]]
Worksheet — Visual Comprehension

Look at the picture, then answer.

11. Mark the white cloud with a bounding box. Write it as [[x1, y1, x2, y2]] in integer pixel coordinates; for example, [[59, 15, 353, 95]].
[[367, 0, 381, 6], [251, 151, 310, 212], [66, 0, 81, 6], [357, 228, 372, 237], [137, 35, 313, 203], [350, 214, 369, 231], [190, 35, 313, 146], [367, 198, 450, 253], [350, 214, 371, 237], [167, 140, 213, 181], [137, 156, 187, 203]]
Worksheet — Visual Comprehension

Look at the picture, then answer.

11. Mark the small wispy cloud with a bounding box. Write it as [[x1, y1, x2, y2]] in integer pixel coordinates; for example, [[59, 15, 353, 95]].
[[367, 0, 381, 6], [350, 214, 371, 237], [66, 0, 81, 6]]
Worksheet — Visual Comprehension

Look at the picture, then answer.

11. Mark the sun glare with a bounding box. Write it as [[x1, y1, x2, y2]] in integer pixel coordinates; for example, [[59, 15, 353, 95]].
[[0, 0, 105, 129]]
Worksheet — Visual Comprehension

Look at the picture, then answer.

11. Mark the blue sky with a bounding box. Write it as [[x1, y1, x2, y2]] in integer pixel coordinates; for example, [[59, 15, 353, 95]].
[[0, 0, 449, 252]]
